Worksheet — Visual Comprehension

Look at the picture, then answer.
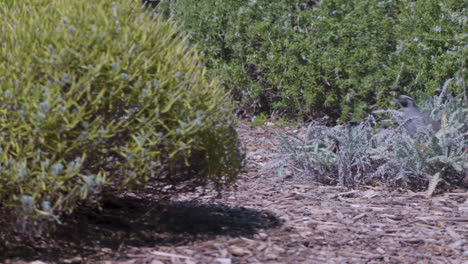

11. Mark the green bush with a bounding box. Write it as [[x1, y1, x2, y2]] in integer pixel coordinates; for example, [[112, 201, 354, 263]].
[[158, 0, 466, 121], [0, 0, 243, 228]]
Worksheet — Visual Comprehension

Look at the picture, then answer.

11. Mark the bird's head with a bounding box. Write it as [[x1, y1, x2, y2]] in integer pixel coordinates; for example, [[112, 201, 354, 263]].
[[396, 95, 418, 108]]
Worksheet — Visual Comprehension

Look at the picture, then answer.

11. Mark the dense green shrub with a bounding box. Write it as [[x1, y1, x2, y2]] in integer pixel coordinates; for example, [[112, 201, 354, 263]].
[[158, 0, 466, 121], [0, 0, 243, 228], [393, 0, 466, 95]]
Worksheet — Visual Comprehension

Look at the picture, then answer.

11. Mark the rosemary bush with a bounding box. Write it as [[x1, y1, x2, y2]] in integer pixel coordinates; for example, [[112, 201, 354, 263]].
[[0, 0, 243, 233], [157, 0, 465, 121], [270, 92, 467, 190]]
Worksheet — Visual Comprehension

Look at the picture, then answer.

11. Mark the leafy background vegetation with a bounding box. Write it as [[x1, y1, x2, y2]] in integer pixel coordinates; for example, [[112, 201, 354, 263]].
[[0, 0, 466, 246], [158, 0, 466, 121], [156, 0, 466, 191]]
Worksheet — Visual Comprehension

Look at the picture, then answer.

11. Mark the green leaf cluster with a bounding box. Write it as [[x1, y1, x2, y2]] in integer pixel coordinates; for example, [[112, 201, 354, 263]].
[[158, 0, 466, 121], [0, 0, 243, 223]]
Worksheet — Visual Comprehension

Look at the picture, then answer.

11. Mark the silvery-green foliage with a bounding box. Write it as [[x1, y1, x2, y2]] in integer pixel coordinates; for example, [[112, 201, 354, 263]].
[[20, 195, 36, 213], [271, 117, 384, 186], [417, 79, 466, 131], [374, 83, 467, 187], [271, 92, 467, 190], [81, 175, 105, 197], [372, 133, 433, 187], [264, 131, 301, 180], [373, 103, 467, 188], [333, 120, 380, 186], [266, 118, 335, 181]]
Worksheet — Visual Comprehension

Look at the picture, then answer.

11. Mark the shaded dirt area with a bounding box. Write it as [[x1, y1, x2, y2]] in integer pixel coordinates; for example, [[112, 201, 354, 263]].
[[2, 123, 467, 264]]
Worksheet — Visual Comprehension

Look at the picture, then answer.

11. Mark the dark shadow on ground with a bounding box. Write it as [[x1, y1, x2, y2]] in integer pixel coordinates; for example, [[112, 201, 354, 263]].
[[1, 195, 282, 262]]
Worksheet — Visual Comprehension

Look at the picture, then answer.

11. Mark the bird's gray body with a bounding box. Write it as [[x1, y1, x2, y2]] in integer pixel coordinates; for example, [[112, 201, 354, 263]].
[[396, 95, 441, 137]]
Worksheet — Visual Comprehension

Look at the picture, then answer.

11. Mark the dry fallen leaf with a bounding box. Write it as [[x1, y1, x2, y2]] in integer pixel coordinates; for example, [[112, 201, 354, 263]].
[[214, 258, 232, 264], [228, 245, 250, 256], [150, 251, 193, 260], [426, 244, 456, 256]]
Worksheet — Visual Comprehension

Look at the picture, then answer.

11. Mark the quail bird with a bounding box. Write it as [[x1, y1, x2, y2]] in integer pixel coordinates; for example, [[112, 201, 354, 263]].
[[396, 95, 441, 137]]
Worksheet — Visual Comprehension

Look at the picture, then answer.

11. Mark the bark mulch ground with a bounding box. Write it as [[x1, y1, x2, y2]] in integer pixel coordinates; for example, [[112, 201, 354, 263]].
[[1, 122, 467, 264]]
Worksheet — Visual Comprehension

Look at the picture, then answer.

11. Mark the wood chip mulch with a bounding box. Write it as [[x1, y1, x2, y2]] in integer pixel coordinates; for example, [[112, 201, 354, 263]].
[[2, 122, 467, 264]]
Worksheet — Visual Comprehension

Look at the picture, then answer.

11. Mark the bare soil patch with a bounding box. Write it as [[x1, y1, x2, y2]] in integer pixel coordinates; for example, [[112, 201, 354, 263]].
[[1, 123, 467, 264]]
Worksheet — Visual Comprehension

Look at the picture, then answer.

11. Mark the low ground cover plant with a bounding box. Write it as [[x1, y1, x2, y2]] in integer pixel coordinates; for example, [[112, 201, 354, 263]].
[[269, 91, 467, 192], [0, 0, 243, 238], [158, 0, 465, 121]]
